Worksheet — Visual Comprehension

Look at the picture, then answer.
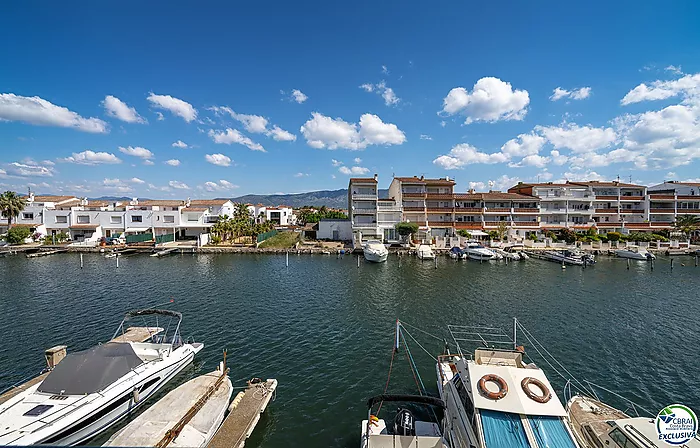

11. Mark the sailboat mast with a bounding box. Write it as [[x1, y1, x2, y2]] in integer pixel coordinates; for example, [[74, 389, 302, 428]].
[[513, 317, 517, 350], [395, 319, 400, 352]]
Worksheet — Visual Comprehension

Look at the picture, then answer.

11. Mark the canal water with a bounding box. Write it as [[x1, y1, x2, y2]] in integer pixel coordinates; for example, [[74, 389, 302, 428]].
[[1, 252, 699, 447]]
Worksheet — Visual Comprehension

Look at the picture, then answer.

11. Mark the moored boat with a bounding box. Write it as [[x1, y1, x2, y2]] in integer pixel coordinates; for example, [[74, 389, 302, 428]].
[[364, 240, 389, 263], [0, 309, 203, 446], [436, 323, 581, 448], [417, 244, 435, 260], [449, 246, 466, 260], [464, 242, 499, 261], [543, 249, 595, 266], [615, 245, 655, 260], [104, 366, 232, 447]]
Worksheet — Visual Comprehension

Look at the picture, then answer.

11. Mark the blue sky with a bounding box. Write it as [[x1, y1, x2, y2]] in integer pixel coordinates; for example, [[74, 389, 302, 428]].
[[1, 1, 699, 198]]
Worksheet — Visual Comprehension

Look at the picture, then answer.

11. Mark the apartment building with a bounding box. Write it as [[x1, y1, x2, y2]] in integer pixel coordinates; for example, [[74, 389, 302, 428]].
[[387, 176, 456, 238], [454, 192, 540, 238], [508, 181, 649, 232], [348, 175, 381, 241], [647, 181, 700, 229], [1, 194, 79, 235]]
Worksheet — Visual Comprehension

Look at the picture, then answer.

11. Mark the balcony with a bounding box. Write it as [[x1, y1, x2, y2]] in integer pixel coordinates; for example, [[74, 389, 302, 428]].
[[352, 222, 376, 228], [595, 195, 618, 201], [204, 216, 220, 223], [352, 193, 377, 200], [425, 193, 454, 199], [426, 207, 454, 212], [512, 208, 539, 213], [454, 222, 482, 229], [677, 195, 700, 200], [454, 208, 484, 214], [403, 206, 425, 212], [649, 194, 675, 200], [483, 221, 510, 227], [619, 196, 644, 201], [484, 207, 511, 214], [402, 192, 426, 198], [650, 208, 675, 214], [620, 209, 645, 214], [377, 204, 401, 212], [353, 209, 376, 215], [511, 221, 539, 227], [427, 220, 454, 227], [593, 208, 618, 214]]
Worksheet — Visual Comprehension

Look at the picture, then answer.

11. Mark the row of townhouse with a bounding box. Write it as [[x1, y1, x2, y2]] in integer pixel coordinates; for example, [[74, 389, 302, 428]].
[[247, 204, 296, 226], [348, 176, 700, 243]]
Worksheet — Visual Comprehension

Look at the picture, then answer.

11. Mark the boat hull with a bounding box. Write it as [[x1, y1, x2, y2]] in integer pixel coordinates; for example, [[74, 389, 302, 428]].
[[364, 250, 388, 263], [615, 250, 653, 260]]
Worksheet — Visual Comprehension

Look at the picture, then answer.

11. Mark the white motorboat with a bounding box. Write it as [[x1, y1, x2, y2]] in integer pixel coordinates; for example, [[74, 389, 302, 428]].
[[464, 242, 499, 261], [417, 244, 435, 260], [104, 366, 232, 447], [436, 323, 581, 448], [492, 247, 520, 260], [0, 309, 203, 446], [615, 245, 656, 260], [449, 246, 466, 260], [544, 249, 595, 266], [567, 395, 700, 448], [363, 240, 388, 263]]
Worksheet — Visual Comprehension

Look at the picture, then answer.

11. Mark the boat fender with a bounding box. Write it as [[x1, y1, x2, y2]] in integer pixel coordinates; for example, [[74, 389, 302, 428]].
[[132, 387, 140, 404], [521, 377, 551, 403], [249, 377, 263, 385], [478, 374, 508, 400], [369, 415, 380, 427]]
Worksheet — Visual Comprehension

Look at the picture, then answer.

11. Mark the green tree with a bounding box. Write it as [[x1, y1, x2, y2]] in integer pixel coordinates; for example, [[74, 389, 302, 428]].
[[674, 214, 700, 237], [0, 191, 28, 227], [6, 226, 30, 244], [606, 231, 622, 242], [395, 222, 419, 243], [457, 229, 471, 238], [496, 221, 509, 241]]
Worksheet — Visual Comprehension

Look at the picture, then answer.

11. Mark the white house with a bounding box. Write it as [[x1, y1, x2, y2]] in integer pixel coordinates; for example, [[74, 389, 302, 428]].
[[247, 204, 295, 226], [318, 219, 352, 241]]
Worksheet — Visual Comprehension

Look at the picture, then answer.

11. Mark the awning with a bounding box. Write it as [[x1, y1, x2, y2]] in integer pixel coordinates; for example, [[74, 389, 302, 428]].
[[468, 230, 489, 236], [124, 227, 151, 233], [69, 224, 99, 229]]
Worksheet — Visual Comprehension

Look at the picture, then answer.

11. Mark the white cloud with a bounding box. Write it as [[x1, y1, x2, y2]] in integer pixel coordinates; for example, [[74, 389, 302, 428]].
[[621, 73, 700, 105], [165, 159, 181, 166], [291, 89, 308, 104], [558, 171, 606, 182], [202, 180, 239, 192], [420, 134, 432, 141], [119, 146, 154, 160], [268, 125, 297, 141], [535, 123, 617, 153], [508, 154, 550, 168], [500, 133, 546, 157], [4, 162, 54, 177], [665, 65, 683, 75], [300, 112, 405, 150], [131, 177, 145, 184], [381, 65, 389, 75], [205, 153, 232, 167], [549, 150, 569, 166], [550, 87, 592, 101], [147, 93, 197, 122], [102, 178, 133, 193], [468, 175, 521, 192], [0, 93, 108, 133], [666, 171, 677, 178], [102, 95, 146, 124], [331, 159, 343, 167], [359, 81, 400, 106], [60, 150, 122, 165], [155, 112, 165, 121], [433, 143, 509, 170], [440, 77, 529, 124], [339, 166, 370, 175], [440, 121, 447, 128], [354, 157, 362, 163], [143, 160, 154, 166], [208, 128, 265, 152], [294, 172, 310, 177], [169, 180, 190, 190], [172, 140, 188, 148]]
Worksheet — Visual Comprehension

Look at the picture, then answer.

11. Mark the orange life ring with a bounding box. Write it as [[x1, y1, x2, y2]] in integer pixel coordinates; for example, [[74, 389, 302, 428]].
[[521, 377, 551, 403], [478, 374, 508, 400]]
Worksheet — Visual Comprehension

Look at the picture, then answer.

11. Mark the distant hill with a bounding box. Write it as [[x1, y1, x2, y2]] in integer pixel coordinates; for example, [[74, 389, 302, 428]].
[[231, 189, 389, 208]]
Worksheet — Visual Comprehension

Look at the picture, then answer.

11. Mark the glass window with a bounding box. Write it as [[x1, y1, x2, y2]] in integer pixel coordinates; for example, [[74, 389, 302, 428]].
[[453, 375, 475, 423], [131, 215, 143, 223], [608, 428, 635, 447], [110, 216, 122, 224], [22, 212, 34, 219], [77, 215, 90, 224], [55, 216, 68, 224], [163, 215, 175, 223]]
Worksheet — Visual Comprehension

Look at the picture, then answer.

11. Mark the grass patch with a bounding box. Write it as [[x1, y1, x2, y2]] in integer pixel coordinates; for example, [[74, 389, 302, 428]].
[[258, 231, 300, 249]]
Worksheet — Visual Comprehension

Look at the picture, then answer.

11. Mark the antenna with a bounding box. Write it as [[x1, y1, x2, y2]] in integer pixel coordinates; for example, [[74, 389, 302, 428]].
[[629, 175, 632, 183]]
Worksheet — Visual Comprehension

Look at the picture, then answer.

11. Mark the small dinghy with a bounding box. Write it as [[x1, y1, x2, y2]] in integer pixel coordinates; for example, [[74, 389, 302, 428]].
[[104, 364, 232, 447]]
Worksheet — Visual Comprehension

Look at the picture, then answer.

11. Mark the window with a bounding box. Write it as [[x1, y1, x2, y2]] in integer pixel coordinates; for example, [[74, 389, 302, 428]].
[[131, 215, 143, 223], [23, 404, 53, 416], [110, 216, 122, 224], [55, 215, 68, 224], [77, 215, 90, 224], [608, 428, 635, 447], [163, 215, 175, 223], [453, 375, 475, 423], [22, 212, 34, 220]]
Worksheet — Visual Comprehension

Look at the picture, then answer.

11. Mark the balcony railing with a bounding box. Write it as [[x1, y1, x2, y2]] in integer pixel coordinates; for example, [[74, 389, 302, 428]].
[[512, 208, 539, 213], [594, 195, 618, 201], [427, 220, 454, 227], [593, 208, 618, 214], [619, 196, 644, 201], [649, 194, 675, 200], [426, 207, 454, 212], [353, 209, 376, 215], [484, 207, 511, 213], [677, 195, 700, 200], [352, 193, 377, 200], [454, 208, 484, 214], [650, 208, 675, 213], [425, 193, 454, 199], [454, 222, 482, 229], [402, 192, 426, 198], [403, 207, 425, 212], [511, 222, 539, 227], [620, 209, 645, 214]]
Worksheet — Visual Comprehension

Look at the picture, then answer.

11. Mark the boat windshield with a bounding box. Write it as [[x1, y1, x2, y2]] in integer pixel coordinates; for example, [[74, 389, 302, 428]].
[[528, 415, 577, 448], [481, 409, 530, 448]]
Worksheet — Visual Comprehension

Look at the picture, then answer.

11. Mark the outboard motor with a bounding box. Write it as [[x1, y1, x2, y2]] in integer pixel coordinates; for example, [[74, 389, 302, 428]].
[[393, 407, 416, 436]]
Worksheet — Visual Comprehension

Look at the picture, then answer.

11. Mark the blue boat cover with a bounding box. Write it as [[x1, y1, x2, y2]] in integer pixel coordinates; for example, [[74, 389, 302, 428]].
[[528, 415, 577, 448], [481, 410, 530, 448]]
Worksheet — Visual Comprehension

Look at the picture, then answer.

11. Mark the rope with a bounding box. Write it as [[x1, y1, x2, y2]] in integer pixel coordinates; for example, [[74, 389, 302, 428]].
[[399, 320, 446, 344], [400, 326, 438, 362], [376, 340, 396, 415], [401, 330, 426, 395]]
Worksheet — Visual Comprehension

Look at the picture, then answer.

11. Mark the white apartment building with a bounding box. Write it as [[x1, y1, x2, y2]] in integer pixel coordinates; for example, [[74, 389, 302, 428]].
[[509, 181, 649, 233], [348, 175, 381, 242], [387, 176, 456, 238], [247, 204, 296, 226], [647, 181, 700, 230], [454, 192, 540, 238], [3, 194, 79, 236]]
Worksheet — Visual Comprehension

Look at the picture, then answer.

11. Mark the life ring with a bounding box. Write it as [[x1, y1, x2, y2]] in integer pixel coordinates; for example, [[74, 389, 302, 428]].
[[478, 374, 508, 400], [521, 377, 551, 403]]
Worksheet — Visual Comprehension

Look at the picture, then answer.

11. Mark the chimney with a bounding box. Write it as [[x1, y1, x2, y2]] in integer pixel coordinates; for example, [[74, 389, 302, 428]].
[[81, 197, 88, 206], [445, 176, 450, 182], [468, 188, 475, 194], [186, 197, 191, 207], [373, 173, 378, 181], [420, 175, 424, 181], [130, 197, 138, 205]]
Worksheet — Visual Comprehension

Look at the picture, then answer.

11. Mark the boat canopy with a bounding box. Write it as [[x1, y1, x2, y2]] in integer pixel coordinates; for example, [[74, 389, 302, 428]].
[[528, 415, 577, 448], [38, 343, 144, 395], [366, 394, 445, 410], [480, 409, 530, 448], [124, 309, 182, 321], [450, 247, 464, 254]]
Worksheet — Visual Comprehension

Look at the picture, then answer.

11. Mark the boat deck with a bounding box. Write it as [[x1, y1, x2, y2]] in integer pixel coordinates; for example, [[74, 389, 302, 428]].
[[568, 395, 628, 445], [208, 379, 278, 448], [0, 326, 163, 406]]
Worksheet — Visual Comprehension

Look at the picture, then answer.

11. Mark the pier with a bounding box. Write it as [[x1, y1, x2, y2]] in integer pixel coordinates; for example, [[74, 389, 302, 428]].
[[209, 379, 278, 448]]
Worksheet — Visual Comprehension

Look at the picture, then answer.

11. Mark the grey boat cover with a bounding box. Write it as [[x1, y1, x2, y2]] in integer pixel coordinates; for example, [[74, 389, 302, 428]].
[[38, 343, 144, 395]]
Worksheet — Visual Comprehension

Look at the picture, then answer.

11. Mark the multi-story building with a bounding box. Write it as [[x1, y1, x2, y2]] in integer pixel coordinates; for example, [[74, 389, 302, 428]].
[[1, 194, 79, 236], [388, 176, 456, 238], [348, 175, 380, 241], [647, 181, 700, 230], [454, 192, 540, 238], [508, 181, 649, 233]]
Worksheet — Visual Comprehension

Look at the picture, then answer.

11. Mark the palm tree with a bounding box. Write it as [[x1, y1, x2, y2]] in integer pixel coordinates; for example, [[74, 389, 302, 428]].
[[674, 214, 700, 237], [0, 191, 28, 227]]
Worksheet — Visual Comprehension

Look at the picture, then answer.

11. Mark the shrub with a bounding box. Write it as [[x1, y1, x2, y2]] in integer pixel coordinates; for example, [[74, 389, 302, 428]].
[[528, 233, 538, 241], [488, 230, 499, 240], [210, 235, 222, 245], [6, 226, 31, 244], [558, 229, 577, 244], [457, 229, 471, 238], [606, 232, 622, 241]]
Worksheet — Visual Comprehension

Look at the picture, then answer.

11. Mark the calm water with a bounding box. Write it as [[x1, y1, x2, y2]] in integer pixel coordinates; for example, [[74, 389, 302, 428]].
[[1, 252, 699, 447]]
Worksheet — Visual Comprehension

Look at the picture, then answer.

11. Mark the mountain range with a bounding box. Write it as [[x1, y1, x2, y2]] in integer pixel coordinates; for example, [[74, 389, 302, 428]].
[[231, 189, 389, 208]]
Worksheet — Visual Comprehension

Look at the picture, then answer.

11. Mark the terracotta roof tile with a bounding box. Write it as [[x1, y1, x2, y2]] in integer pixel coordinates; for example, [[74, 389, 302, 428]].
[[138, 200, 185, 206], [31, 195, 76, 203], [349, 177, 377, 183], [189, 199, 229, 206]]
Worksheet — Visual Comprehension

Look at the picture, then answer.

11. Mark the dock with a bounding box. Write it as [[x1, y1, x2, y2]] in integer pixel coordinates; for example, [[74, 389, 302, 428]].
[[0, 326, 163, 406], [208, 379, 278, 448], [25, 249, 68, 258], [150, 247, 178, 258]]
